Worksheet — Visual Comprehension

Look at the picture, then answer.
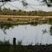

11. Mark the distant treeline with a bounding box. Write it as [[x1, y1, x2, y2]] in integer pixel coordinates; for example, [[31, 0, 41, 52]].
[[0, 8, 52, 16]]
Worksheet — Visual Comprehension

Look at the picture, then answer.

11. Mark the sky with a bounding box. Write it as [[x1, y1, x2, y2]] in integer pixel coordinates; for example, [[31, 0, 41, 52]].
[[0, 0, 52, 11]]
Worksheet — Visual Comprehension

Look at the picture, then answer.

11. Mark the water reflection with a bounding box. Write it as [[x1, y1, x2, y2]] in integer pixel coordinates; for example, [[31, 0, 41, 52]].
[[50, 26, 52, 35], [0, 24, 52, 45], [42, 29, 47, 34]]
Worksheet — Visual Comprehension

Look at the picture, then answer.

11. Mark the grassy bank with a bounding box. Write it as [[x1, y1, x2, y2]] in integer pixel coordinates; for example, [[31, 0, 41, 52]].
[[0, 44, 52, 52], [0, 19, 52, 29], [0, 15, 52, 27], [0, 8, 52, 29], [0, 40, 52, 52]]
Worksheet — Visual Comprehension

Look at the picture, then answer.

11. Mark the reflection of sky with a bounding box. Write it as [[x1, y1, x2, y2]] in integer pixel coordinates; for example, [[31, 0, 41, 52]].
[[0, 0, 52, 11], [0, 24, 52, 45]]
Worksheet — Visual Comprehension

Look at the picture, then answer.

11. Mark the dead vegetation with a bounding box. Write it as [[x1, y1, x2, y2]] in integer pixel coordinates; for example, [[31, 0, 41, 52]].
[[0, 8, 52, 25], [0, 8, 52, 16], [0, 15, 52, 25]]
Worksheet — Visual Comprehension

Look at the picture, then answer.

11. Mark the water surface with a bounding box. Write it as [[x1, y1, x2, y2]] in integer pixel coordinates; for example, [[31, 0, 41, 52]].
[[0, 24, 52, 45]]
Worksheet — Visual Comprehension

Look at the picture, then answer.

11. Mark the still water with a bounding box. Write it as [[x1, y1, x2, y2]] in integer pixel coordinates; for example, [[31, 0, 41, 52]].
[[0, 24, 52, 45]]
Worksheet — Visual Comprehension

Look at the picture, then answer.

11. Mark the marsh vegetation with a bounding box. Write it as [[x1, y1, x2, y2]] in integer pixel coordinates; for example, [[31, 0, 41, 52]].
[[0, 8, 52, 16], [0, 8, 52, 52]]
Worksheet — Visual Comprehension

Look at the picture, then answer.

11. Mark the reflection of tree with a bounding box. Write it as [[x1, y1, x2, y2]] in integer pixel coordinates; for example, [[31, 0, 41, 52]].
[[17, 40, 22, 45], [41, 29, 47, 44], [43, 0, 52, 7], [22, 0, 28, 7], [42, 29, 47, 34], [0, 23, 16, 34], [0, 23, 13, 29], [2, 28, 6, 34], [50, 26, 52, 35]]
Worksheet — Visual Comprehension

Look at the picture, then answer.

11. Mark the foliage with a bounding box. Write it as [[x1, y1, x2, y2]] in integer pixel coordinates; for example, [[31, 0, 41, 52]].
[[0, 43, 52, 52], [0, 40, 10, 45], [0, 40, 52, 52], [0, 23, 13, 29]]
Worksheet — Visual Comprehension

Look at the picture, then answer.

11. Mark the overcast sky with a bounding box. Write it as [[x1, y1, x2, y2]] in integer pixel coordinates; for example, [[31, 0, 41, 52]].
[[0, 0, 52, 11]]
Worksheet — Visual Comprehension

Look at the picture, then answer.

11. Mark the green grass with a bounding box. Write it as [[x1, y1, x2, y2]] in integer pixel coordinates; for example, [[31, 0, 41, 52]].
[[0, 37, 52, 52], [0, 44, 52, 52]]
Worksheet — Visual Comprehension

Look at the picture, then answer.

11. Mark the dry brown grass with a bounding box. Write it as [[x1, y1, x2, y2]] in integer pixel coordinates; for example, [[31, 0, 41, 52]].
[[0, 15, 52, 25]]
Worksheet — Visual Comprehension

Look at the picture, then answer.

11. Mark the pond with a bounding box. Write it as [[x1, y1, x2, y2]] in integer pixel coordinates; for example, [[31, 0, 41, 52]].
[[0, 24, 52, 45]]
